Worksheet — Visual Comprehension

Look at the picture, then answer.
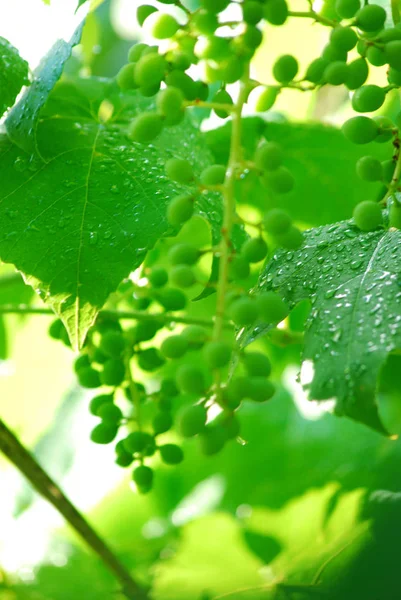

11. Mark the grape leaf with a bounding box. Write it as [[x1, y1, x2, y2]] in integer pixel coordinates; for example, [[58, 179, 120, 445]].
[[0, 78, 241, 349], [0, 37, 29, 119], [250, 218, 401, 434], [5, 22, 84, 155]]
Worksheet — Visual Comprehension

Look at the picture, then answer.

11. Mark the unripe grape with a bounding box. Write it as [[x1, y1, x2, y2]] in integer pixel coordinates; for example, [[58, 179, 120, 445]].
[[98, 403, 123, 423], [124, 431, 154, 454], [134, 53, 166, 87], [255, 142, 283, 171], [330, 26, 358, 51], [159, 443, 184, 464], [100, 359, 125, 386], [388, 67, 401, 86], [167, 194, 194, 227], [165, 70, 197, 100], [137, 6, 157, 27], [194, 36, 231, 61], [100, 330, 125, 358], [321, 43, 347, 63], [342, 116, 378, 144], [352, 85, 386, 113], [177, 404, 207, 437], [139, 83, 160, 98], [48, 319, 66, 341], [156, 87, 185, 122], [212, 89, 233, 119], [128, 42, 148, 62], [353, 201, 383, 231], [272, 55, 298, 83], [355, 4, 386, 32], [264, 166, 295, 194], [242, 26, 263, 50], [176, 364, 206, 395], [138, 347, 165, 371], [160, 377, 179, 398], [116, 64, 137, 90], [115, 452, 134, 467], [133, 465, 153, 494], [366, 46, 387, 67], [304, 58, 328, 84], [165, 158, 194, 184], [390, 200, 401, 229], [229, 297, 259, 326], [152, 410, 173, 435], [356, 156, 383, 182], [148, 267, 168, 288], [335, 0, 360, 18], [200, 0, 229, 12], [242, 351, 272, 377], [168, 243, 200, 265], [167, 50, 192, 71], [74, 354, 91, 373], [77, 367, 101, 388], [89, 394, 114, 416], [128, 113, 163, 144], [170, 264, 196, 288], [324, 61, 348, 86], [374, 116, 394, 143], [221, 57, 245, 83], [257, 291, 289, 324], [192, 10, 218, 34], [161, 335, 188, 359], [91, 423, 118, 444], [200, 164, 226, 185], [229, 255, 250, 280], [241, 237, 268, 263], [264, 208, 292, 235], [274, 226, 303, 249], [144, 12, 180, 39], [158, 288, 187, 311], [247, 377, 275, 402], [181, 325, 209, 348], [385, 40, 401, 70], [203, 340, 232, 368], [345, 58, 368, 90], [377, 28, 401, 42], [254, 86, 279, 111], [199, 425, 226, 455], [217, 413, 241, 439], [224, 376, 249, 407], [131, 318, 162, 342], [263, 0, 288, 25], [243, 1, 264, 24]]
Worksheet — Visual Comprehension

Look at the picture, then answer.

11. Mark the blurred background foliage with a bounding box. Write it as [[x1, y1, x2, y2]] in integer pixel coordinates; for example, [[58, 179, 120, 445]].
[[1, 0, 401, 598]]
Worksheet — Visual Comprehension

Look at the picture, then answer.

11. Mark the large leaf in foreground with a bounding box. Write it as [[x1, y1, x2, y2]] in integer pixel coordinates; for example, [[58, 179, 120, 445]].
[[251, 220, 401, 433], [0, 78, 234, 348], [0, 37, 29, 118]]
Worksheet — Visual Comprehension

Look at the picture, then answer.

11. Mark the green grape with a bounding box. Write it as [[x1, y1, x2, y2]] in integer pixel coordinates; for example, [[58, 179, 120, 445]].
[[181, 325, 209, 348], [77, 367, 101, 389], [229, 255, 250, 280], [95, 315, 122, 334], [139, 83, 160, 98], [165, 70, 197, 100], [221, 57, 245, 83], [161, 335, 188, 359], [89, 394, 114, 416], [324, 61, 348, 86], [345, 58, 368, 90], [137, 348, 165, 371], [48, 319, 65, 341], [194, 36, 231, 61], [355, 4, 386, 32], [170, 264, 196, 288], [152, 410, 173, 435], [243, 1, 264, 24], [128, 113, 163, 144], [128, 42, 148, 62], [263, 0, 288, 25], [255, 142, 283, 171], [321, 43, 347, 63], [388, 67, 401, 86], [133, 465, 153, 494], [390, 200, 401, 228], [247, 377, 275, 402], [342, 116, 378, 144], [136, 6, 157, 27], [257, 291, 289, 324], [241, 237, 268, 263], [352, 85, 386, 113], [229, 297, 259, 326], [254, 86, 279, 111], [335, 0, 360, 18], [304, 58, 328, 84], [366, 46, 387, 67], [377, 27, 401, 42], [134, 53, 166, 87], [356, 156, 383, 182], [167, 194, 195, 227], [100, 359, 125, 386], [124, 431, 155, 454], [166, 50, 192, 71], [144, 12, 179, 39], [330, 26, 357, 51], [203, 340, 232, 369], [131, 319, 162, 343], [157, 288, 187, 311], [242, 26, 263, 50], [91, 423, 118, 444], [217, 413, 241, 439], [192, 10, 219, 35], [242, 351, 271, 377], [176, 364, 206, 395], [373, 115, 394, 142], [148, 267, 168, 288], [194, 81, 209, 100], [116, 64, 137, 91], [124, 381, 146, 403], [165, 158, 194, 183], [224, 376, 249, 408], [159, 443, 184, 464], [200, 0, 230, 13], [385, 40, 401, 70], [272, 54, 298, 83], [353, 200, 383, 231], [212, 89, 233, 119], [115, 452, 134, 467], [177, 404, 207, 437], [156, 87, 185, 122], [264, 166, 295, 194], [168, 243, 200, 265], [200, 164, 226, 185], [356, 39, 367, 57], [160, 377, 179, 398], [100, 330, 125, 358], [199, 425, 226, 455], [264, 208, 292, 235], [74, 354, 91, 373], [98, 403, 123, 423], [274, 226, 303, 249]]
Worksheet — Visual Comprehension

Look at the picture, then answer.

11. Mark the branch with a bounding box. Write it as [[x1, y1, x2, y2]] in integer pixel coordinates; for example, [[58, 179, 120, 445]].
[[0, 418, 147, 600]]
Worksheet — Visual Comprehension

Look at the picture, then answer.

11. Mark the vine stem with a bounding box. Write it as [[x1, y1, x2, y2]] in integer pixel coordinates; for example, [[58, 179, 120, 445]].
[[380, 135, 401, 206], [288, 10, 337, 26], [0, 418, 147, 600]]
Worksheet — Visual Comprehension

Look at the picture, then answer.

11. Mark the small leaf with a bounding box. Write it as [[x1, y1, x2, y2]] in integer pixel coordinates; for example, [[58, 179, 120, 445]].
[[0, 37, 29, 118]]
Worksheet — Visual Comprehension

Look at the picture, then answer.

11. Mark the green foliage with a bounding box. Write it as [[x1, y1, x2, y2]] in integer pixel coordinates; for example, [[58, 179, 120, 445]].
[[0, 37, 29, 118]]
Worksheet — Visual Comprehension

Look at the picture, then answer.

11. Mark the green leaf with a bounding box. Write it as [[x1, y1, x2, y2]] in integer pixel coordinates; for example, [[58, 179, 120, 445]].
[[206, 118, 389, 227], [0, 37, 29, 119], [0, 78, 240, 348], [5, 22, 84, 155], [251, 219, 401, 434]]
